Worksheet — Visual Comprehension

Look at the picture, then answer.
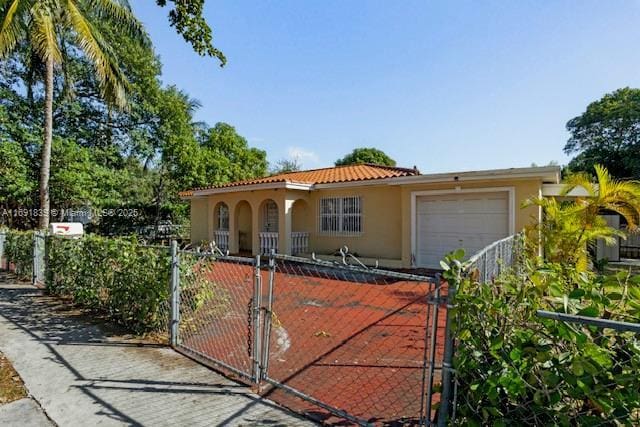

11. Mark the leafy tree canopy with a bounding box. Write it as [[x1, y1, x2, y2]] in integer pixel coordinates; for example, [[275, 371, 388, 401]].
[[155, 0, 226, 65], [564, 87, 640, 179], [335, 147, 396, 167], [269, 158, 302, 175]]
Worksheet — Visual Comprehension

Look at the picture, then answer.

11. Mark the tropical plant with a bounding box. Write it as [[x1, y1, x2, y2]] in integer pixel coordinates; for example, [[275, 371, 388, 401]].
[[0, 0, 147, 229], [525, 165, 640, 270]]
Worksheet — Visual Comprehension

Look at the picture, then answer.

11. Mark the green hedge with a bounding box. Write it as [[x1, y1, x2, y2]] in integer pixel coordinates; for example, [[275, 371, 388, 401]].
[[444, 254, 640, 425], [46, 235, 171, 333], [5, 230, 34, 280]]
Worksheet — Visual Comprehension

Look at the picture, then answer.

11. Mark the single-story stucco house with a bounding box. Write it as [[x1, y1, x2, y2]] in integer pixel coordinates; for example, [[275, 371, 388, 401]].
[[179, 164, 562, 269]]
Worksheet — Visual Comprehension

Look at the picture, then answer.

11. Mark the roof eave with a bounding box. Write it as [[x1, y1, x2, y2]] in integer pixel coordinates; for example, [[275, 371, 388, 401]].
[[389, 166, 561, 186], [185, 181, 314, 198]]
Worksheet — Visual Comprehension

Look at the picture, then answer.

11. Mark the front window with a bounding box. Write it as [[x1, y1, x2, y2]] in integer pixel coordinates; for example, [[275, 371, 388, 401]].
[[319, 196, 362, 235]]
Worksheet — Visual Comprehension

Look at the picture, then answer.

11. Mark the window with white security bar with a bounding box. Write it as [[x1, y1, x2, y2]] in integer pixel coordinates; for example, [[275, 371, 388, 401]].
[[318, 196, 362, 235]]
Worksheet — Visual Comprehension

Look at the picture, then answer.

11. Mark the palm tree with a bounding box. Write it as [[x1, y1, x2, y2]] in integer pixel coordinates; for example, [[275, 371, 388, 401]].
[[0, 0, 145, 228], [526, 165, 640, 269]]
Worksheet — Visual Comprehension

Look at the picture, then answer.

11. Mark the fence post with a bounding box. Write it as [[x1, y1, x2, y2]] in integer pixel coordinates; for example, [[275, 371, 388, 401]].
[[32, 231, 38, 286], [260, 250, 276, 381], [438, 271, 458, 426], [170, 239, 180, 347], [252, 255, 262, 384], [0, 231, 5, 271]]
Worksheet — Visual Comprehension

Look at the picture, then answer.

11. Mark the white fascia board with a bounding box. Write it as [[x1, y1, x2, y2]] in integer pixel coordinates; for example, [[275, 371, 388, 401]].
[[542, 184, 593, 197], [389, 166, 561, 186], [189, 181, 313, 197]]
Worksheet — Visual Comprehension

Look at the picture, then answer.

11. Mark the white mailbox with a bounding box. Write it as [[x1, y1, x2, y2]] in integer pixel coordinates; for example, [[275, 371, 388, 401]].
[[49, 222, 84, 237]]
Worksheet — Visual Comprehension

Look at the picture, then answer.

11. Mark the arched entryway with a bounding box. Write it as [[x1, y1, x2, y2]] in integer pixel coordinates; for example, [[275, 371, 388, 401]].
[[259, 199, 279, 253], [212, 202, 229, 250], [291, 199, 310, 254], [234, 200, 252, 254]]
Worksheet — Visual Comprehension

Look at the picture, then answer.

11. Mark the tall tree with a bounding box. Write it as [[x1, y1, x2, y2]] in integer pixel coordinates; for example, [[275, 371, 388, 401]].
[[0, 0, 146, 228], [335, 147, 397, 167], [564, 87, 640, 179]]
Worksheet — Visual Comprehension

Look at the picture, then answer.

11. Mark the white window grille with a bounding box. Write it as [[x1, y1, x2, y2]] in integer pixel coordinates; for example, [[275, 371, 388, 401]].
[[262, 200, 279, 232], [217, 203, 229, 231], [318, 196, 362, 235]]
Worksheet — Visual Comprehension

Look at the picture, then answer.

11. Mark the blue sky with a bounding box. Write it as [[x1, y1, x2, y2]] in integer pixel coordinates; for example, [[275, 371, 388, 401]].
[[132, 1, 640, 173]]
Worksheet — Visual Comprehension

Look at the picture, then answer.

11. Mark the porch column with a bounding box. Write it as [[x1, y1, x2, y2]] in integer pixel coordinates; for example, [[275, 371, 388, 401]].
[[228, 202, 238, 254], [251, 202, 260, 256], [279, 199, 294, 255]]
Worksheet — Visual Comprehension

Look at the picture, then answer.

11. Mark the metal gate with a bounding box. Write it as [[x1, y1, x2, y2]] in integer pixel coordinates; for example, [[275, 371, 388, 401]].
[[259, 254, 445, 426], [168, 244, 449, 425], [170, 243, 262, 384]]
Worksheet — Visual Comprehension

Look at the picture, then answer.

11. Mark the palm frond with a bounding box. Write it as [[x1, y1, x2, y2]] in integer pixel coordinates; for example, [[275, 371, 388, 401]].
[[31, 8, 62, 63], [83, 0, 146, 42], [561, 171, 597, 197], [65, 0, 128, 108], [0, 0, 28, 58]]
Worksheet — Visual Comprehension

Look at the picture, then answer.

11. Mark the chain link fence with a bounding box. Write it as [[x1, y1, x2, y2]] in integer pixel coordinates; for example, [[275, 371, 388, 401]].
[[0, 231, 452, 426], [467, 233, 524, 284], [259, 254, 443, 426], [172, 246, 261, 384], [167, 247, 446, 426]]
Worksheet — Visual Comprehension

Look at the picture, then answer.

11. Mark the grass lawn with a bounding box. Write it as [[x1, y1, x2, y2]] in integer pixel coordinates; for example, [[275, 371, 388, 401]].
[[0, 351, 26, 404]]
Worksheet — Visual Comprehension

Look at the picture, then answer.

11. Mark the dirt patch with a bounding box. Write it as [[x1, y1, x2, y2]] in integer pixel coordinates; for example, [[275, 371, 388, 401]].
[[0, 351, 27, 405]]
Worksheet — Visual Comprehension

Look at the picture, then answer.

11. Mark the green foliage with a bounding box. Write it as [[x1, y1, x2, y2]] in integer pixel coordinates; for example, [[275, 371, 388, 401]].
[[0, 140, 33, 208], [0, 16, 264, 232], [46, 234, 171, 333], [445, 251, 640, 425], [4, 230, 34, 280], [269, 158, 302, 175], [565, 88, 640, 179], [335, 147, 397, 167], [155, 0, 226, 64]]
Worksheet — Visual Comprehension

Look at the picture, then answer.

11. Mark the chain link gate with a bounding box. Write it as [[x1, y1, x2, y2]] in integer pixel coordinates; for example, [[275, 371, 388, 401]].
[[257, 253, 446, 426], [170, 242, 262, 384], [167, 244, 447, 425]]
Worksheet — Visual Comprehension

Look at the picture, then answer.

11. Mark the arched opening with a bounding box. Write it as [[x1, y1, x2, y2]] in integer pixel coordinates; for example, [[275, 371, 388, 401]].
[[259, 199, 279, 253], [235, 200, 252, 253], [291, 199, 310, 254], [212, 202, 230, 250]]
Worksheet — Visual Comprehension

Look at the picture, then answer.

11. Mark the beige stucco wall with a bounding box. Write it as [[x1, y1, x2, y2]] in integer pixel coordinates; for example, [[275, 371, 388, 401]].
[[188, 177, 543, 267]]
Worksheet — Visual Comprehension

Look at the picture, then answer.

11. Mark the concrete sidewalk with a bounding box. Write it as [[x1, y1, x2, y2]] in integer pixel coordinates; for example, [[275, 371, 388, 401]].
[[0, 276, 315, 426]]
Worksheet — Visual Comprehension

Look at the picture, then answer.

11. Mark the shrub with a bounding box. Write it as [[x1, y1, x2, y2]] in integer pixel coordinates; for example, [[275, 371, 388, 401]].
[[444, 252, 640, 425], [46, 234, 171, 333]]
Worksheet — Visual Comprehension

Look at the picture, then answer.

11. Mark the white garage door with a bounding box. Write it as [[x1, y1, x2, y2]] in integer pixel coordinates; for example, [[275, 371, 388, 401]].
[[416, 192, 510, 268]]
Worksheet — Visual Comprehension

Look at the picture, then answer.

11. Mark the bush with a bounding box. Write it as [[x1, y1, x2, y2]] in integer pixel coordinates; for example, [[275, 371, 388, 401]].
[[444, 253, 640, 425], [46, 234, 171, 333], [5, 230, 33, 280]]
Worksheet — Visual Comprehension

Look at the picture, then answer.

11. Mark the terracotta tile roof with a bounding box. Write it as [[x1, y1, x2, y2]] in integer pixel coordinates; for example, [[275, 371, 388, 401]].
[[180, 164, 419, 196]]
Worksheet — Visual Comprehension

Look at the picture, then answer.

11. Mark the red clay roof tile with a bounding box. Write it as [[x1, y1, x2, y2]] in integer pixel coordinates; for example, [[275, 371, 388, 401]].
[[179, 164, 419, 196]]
